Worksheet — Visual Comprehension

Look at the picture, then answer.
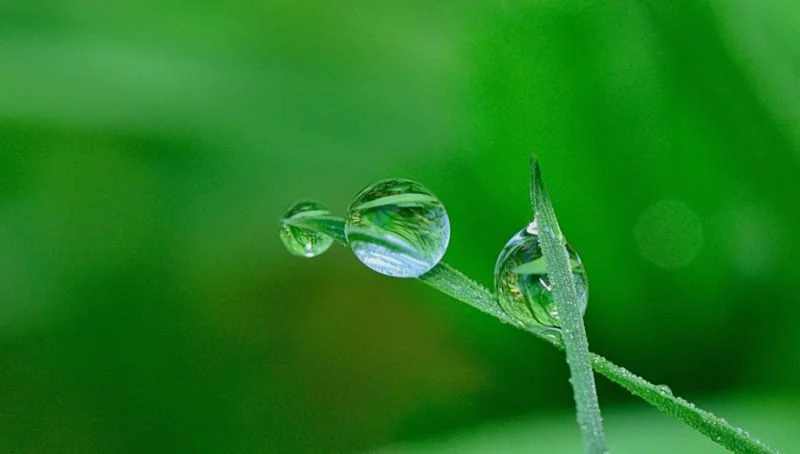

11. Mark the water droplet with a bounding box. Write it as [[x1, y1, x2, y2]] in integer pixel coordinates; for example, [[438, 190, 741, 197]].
[[657, 384, 673, 395], [345, 179, 450, 278], [494, 222, 588, 329], [279, 201, 334, 258]]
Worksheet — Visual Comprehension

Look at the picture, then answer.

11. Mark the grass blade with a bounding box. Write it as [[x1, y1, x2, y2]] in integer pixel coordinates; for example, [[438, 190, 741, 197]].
[[285, 213, 779, 453], [530, 157, 608, 453]]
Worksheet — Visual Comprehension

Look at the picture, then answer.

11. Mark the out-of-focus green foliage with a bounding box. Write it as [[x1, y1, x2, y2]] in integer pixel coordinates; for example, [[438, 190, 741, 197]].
[[1, 1, 798, 453]]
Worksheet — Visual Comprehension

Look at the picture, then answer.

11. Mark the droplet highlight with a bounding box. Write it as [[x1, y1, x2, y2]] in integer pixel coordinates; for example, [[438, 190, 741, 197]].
[[279, 201, 334, 258], [345, 179, 450, 278], [494, 221, 588, 330]]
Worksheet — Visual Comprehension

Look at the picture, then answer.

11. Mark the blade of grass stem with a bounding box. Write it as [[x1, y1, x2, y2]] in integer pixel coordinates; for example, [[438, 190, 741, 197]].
[[285, 215, 778, 454], [530, 157, 607, 453]]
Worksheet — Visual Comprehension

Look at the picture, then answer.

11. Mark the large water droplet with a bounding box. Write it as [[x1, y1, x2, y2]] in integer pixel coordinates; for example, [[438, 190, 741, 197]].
[[494, 221, 588, 330], [279, 201, 334, 258], [345, 179, 450, 278]]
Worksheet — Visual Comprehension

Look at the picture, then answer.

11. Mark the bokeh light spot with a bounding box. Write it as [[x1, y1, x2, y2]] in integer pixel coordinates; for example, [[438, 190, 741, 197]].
[[634, 200, 704, 269]]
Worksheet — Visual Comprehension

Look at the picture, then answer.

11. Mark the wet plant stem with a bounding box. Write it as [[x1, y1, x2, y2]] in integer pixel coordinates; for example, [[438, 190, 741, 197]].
[[287, 217, 778, 454], [530, 159, 607, 453]]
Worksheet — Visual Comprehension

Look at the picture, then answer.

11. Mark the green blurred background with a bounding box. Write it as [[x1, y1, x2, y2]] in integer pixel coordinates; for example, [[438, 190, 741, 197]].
[[1, 1, 799, 452]]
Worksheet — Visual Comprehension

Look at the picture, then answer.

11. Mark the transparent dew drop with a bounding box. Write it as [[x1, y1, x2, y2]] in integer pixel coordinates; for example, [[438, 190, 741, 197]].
[[279, 201, 334, 258], [657, 384, 673, 396], [345, 179, 450, 278], [494, 221, 588, 330]]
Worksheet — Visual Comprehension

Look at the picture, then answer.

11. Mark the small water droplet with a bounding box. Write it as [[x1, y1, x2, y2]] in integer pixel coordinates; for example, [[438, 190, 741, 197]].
[[345, 179, 450, 278], [657, 384, 673, 395], [279, 201, 334, 258], [494, 222, 588, 329]]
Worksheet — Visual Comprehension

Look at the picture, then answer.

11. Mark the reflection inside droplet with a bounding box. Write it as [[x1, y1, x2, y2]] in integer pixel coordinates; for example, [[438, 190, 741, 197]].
[[279, 200, 334, 258], [345, 179, 450, 278], [494, 222, 588, 330]]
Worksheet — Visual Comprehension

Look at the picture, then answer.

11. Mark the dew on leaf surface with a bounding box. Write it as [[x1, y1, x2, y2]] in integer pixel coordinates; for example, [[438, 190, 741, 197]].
[[494, 221, 588, 330], [345, 179, 450, 278], [279, 200, 334, 258]]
